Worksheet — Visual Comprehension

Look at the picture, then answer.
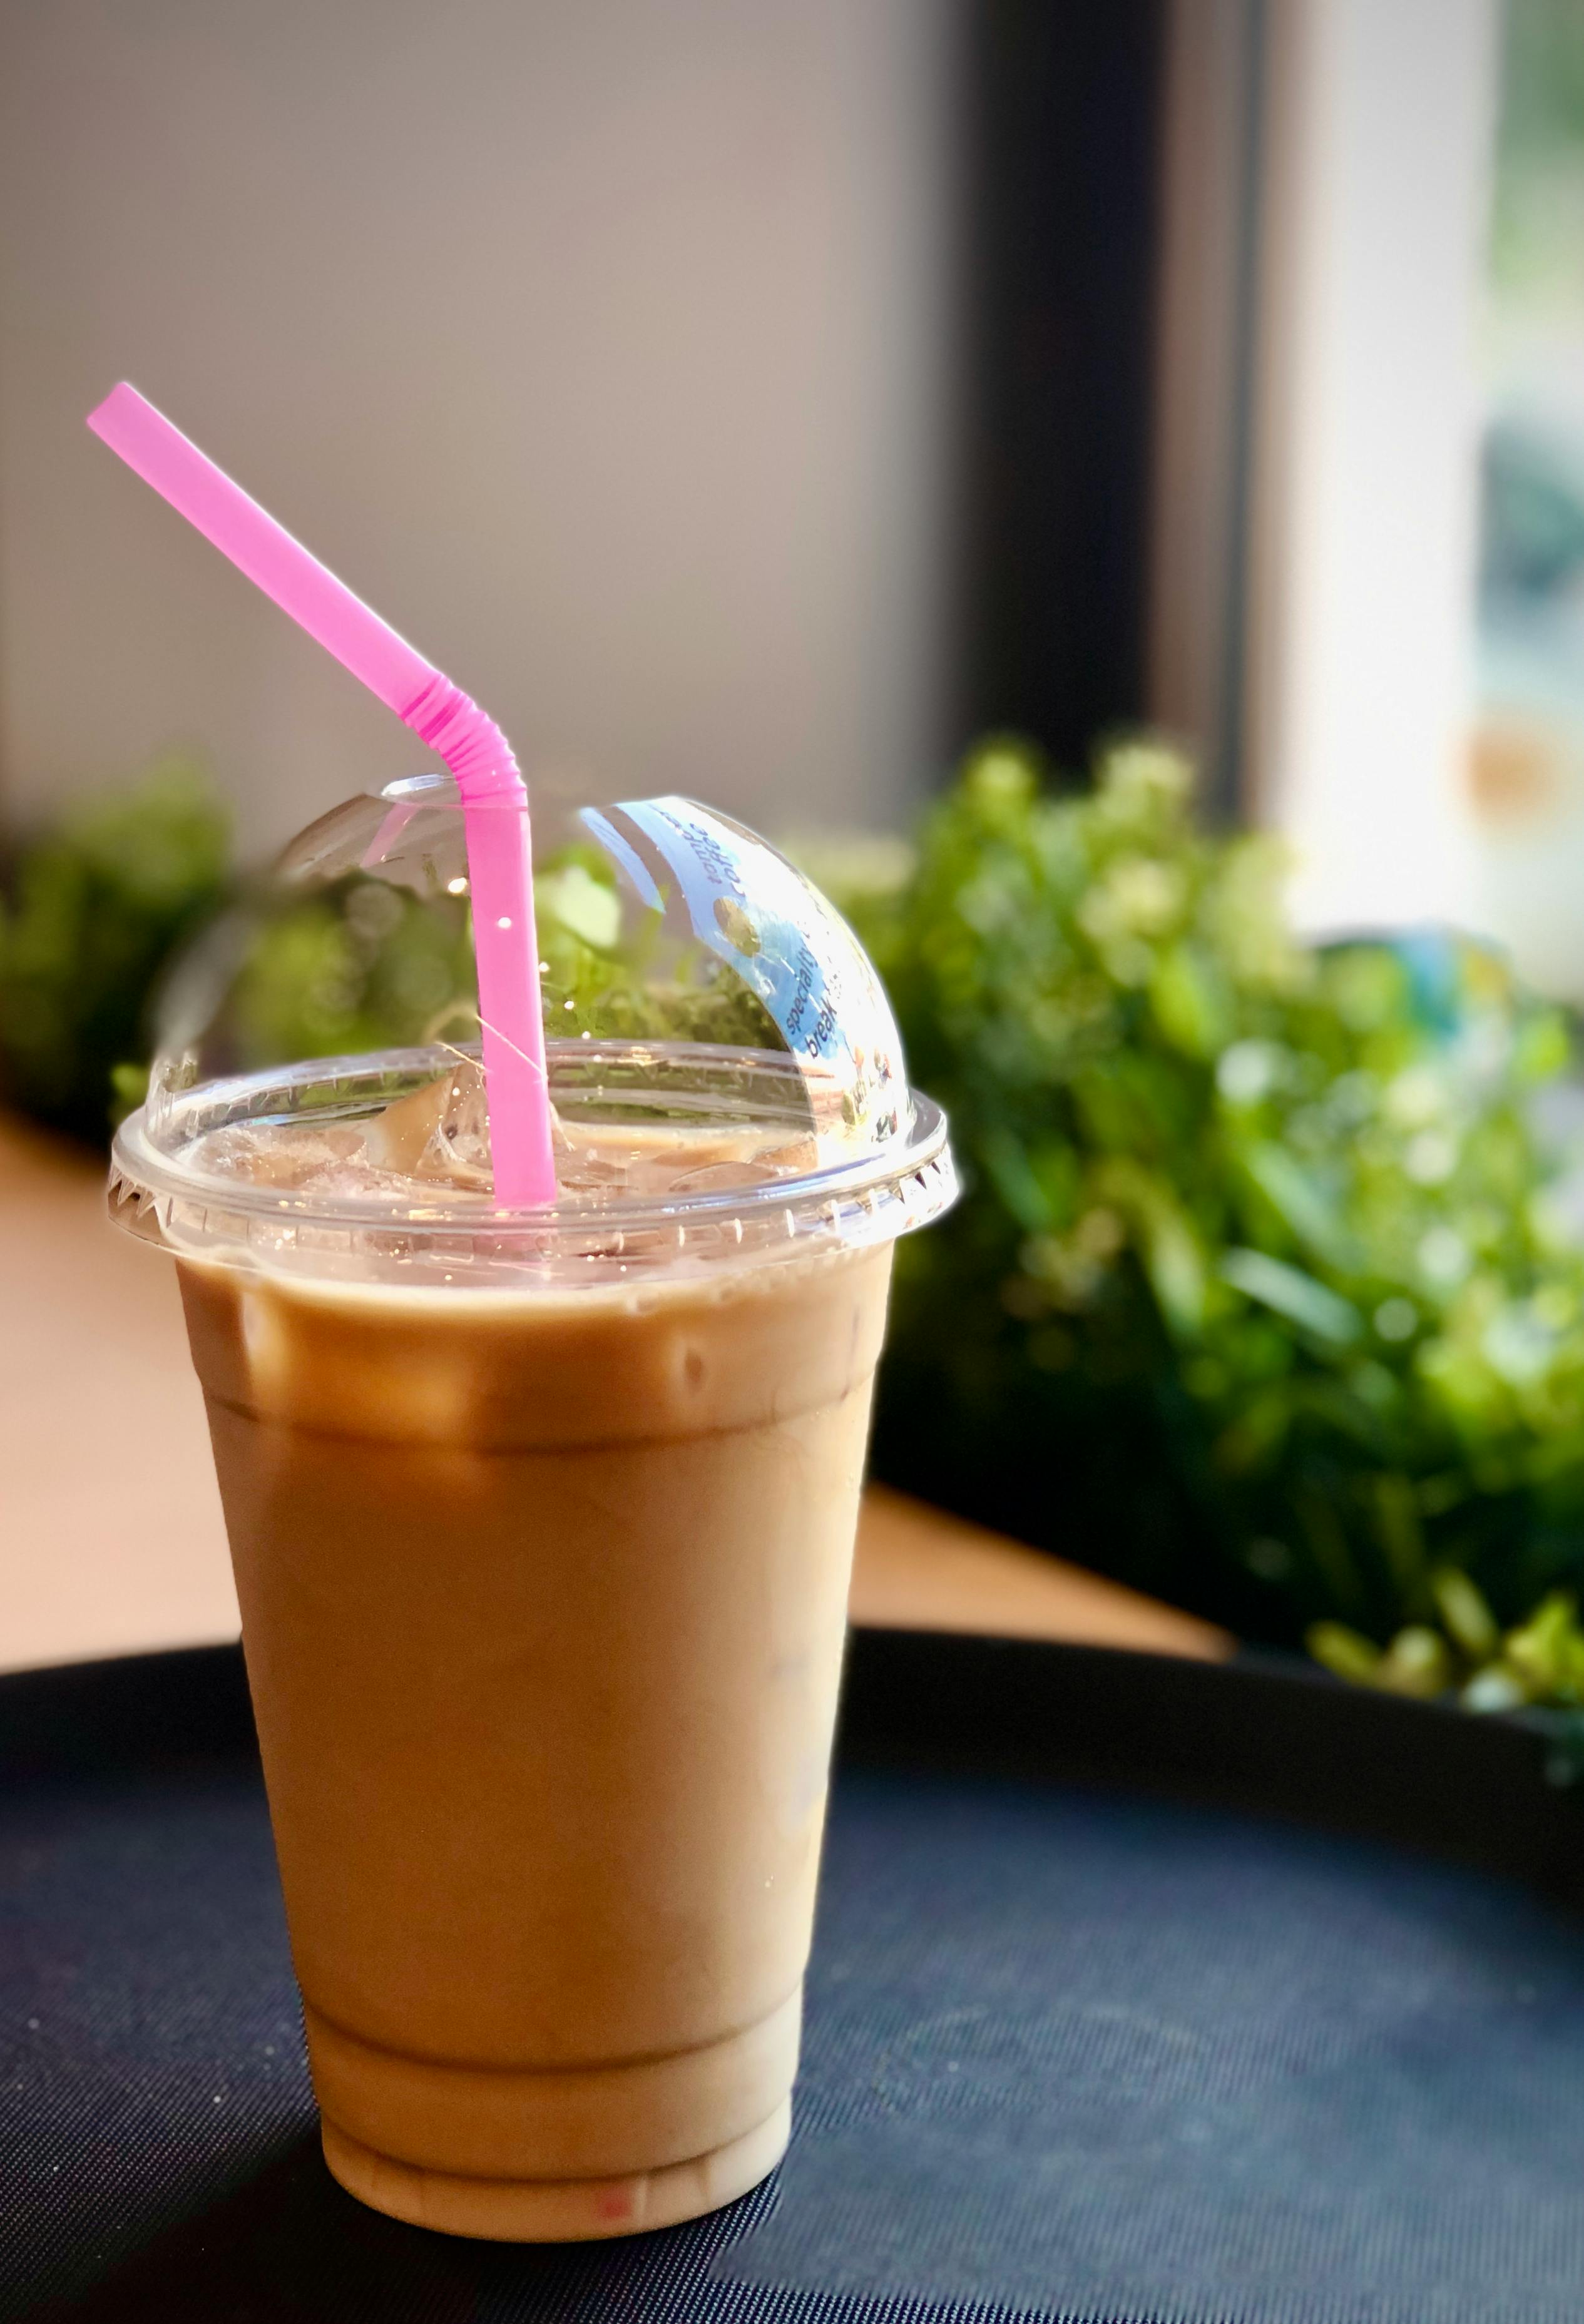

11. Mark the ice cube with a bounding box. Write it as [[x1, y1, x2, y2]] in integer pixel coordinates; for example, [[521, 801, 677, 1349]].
[[191, 1123, 367, 1188], [365, 1063, 494, 1188]]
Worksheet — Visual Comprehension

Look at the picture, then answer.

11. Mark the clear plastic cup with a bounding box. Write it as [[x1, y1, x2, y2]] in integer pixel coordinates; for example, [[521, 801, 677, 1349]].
[[110, 774, 954, 2240]]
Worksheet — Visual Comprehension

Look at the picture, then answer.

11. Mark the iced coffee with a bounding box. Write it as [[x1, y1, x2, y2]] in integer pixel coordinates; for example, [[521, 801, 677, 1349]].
[[110, 785, 954, 2240]]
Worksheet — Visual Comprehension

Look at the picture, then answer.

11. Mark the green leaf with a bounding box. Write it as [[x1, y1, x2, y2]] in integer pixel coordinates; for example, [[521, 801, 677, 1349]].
[[536, 862, 622, 952], [1219, 1248, 1362, 1345], [1239, 1143, 1362, 1274]]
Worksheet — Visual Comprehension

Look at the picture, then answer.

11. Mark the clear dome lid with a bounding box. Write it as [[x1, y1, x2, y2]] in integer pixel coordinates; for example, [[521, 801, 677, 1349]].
[[110, 773, 955, 1282]]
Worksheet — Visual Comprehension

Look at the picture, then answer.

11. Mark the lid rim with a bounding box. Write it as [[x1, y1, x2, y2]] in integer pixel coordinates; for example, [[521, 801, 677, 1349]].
[[111, 1042, 953, 1240]]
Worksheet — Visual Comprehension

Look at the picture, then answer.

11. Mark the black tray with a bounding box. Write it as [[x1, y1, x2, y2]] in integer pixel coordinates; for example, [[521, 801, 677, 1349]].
[[6, 1631, 1584, 2323]]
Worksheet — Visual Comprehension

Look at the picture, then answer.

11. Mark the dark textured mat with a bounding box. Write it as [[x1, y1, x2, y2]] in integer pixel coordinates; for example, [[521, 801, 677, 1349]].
[[5, 1634, 1584, 2323]]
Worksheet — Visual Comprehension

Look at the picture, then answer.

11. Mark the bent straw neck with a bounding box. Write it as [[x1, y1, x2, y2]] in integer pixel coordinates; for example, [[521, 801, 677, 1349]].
[[402, 672, 524, 802]]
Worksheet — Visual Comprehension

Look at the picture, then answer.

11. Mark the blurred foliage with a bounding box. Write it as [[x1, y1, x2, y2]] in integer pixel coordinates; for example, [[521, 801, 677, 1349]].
[[1491, 0, 1584, 308], [1312, 1580, 1584, 1783], [0, 773, 779, 1137], [0, 763, 230, 1142], [218, 842, 778, 1078], [820, 737, 1584, 1652], [24, 746, 1584, 1714], [225, 879, 481, 1069], [1480, 419, 1584, 604]]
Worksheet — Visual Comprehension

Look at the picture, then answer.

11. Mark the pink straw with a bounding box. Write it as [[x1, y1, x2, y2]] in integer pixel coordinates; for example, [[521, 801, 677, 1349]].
[[86, 382, 557, 1208]]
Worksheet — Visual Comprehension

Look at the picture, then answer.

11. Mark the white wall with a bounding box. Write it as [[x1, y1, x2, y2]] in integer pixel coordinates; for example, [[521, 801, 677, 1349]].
[[0, 0, 955, 859], [1245, 0, 1497, 935]]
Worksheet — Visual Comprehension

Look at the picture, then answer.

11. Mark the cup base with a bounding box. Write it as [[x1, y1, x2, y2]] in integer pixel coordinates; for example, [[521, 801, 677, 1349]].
[[320, 2099, 792, 2241]]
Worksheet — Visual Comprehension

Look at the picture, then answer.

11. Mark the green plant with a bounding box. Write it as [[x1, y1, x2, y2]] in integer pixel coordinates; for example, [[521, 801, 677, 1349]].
[[0, 763, 231, 1141], [820, 737, 1584, 1648], [1311, 1581, 1584, 1778], [24, 745, 1584, 1702]]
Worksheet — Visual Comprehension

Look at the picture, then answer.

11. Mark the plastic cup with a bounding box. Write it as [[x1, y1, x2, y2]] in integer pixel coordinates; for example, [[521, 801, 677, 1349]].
[[109, 777, 954, 2239]]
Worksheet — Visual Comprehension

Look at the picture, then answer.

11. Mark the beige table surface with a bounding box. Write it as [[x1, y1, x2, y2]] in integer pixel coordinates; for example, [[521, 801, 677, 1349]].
[[0, 1113, 1229, 1676]]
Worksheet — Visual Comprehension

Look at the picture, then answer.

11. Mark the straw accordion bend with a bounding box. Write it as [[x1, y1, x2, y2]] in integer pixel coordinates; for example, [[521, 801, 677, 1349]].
[[402, 674, 526, 803]]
